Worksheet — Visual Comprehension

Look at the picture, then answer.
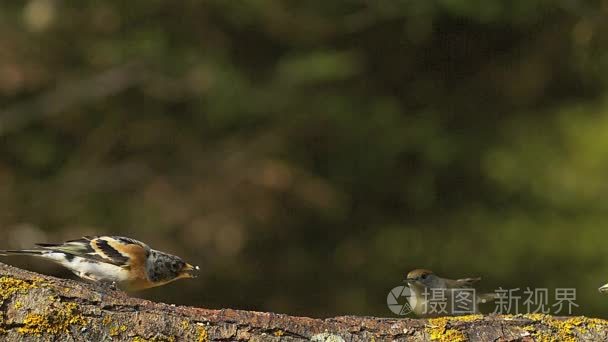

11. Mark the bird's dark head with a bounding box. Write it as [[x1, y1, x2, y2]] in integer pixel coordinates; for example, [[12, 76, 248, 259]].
[[147, 250, 199, 283]]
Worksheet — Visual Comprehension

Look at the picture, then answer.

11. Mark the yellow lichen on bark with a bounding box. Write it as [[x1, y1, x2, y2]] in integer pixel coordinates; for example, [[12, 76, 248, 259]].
[[17, 302, 87, 336], [197, 325, 209, 342], [0, 276, 39, 302], [522, 314, 608, 342], [426, 315, 484, 342]]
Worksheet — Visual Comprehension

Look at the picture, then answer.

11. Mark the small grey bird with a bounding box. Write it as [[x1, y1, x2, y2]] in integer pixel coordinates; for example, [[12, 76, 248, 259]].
[[405, 269, 496, 317], [0, 236, 199, 290]]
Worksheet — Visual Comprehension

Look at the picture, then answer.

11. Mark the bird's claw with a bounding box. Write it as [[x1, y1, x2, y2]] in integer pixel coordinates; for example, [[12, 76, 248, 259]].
[[94, 280, 118, 293]]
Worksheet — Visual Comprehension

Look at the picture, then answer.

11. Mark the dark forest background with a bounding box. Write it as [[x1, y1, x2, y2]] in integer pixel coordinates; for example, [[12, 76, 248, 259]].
[[1, 1, 608, 318]]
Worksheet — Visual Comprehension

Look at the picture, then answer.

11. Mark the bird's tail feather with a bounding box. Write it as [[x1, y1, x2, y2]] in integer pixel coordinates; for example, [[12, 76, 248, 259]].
[[35, 243, 61, 248], [0, 250, 45, 256]]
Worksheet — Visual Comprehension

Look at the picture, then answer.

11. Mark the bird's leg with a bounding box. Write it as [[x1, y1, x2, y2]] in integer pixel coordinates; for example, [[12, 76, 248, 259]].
[[108, 281, 117, 291], [94, 280, 117, 293]]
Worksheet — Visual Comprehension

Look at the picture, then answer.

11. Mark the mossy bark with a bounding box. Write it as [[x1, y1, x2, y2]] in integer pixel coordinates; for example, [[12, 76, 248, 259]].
[[0, 263, 606, 341]]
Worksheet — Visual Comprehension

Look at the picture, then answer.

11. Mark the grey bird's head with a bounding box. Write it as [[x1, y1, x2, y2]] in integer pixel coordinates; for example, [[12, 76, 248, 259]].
[[405, 269, 445, 289], [146, 250, 199, 284]]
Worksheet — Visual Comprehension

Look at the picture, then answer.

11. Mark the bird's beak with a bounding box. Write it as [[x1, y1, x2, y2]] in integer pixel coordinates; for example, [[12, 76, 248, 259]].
[[180, 263, 200, 278], [599, 283, 608, 293], [404, 278, 416, 284]]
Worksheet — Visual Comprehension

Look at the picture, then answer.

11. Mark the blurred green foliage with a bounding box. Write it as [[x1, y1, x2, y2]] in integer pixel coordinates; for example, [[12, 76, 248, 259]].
[[1, 0, 608, 318]]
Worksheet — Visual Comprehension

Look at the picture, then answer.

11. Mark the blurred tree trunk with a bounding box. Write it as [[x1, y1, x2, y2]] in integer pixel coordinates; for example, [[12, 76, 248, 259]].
[[0, 263, 605, 341]]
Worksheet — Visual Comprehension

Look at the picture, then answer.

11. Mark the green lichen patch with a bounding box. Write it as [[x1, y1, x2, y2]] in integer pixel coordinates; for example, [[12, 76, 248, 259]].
[[17, 302, 87, 336]]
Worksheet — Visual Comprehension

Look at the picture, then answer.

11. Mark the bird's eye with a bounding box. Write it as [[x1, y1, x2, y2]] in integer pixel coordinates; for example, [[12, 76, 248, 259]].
[[421, 274, 428, 280]]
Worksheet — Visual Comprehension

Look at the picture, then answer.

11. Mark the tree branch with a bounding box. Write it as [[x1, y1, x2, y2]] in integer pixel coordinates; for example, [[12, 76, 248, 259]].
[[0, 262, 606, 341]]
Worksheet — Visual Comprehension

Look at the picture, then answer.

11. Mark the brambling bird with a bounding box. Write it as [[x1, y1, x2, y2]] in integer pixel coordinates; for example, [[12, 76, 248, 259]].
[[599, 282, 608, 293], [405, 269, 496, 317], [0, 236, 199, 291]]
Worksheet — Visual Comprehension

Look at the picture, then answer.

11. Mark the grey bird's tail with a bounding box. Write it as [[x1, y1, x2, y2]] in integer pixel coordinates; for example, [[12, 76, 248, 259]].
[[0, 250, 45, 256], [478, 292, 499, 304]]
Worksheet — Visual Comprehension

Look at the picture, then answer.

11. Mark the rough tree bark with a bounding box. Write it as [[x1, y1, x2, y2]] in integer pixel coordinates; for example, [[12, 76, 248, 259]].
[[0, 262, 606, 341]]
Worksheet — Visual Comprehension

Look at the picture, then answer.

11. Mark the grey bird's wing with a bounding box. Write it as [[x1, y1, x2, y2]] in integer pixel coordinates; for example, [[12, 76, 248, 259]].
[[445, 277, 482, 288]]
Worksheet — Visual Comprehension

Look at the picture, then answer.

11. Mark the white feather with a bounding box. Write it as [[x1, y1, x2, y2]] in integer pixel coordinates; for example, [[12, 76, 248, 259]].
[[42, 252, 131, 283]]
